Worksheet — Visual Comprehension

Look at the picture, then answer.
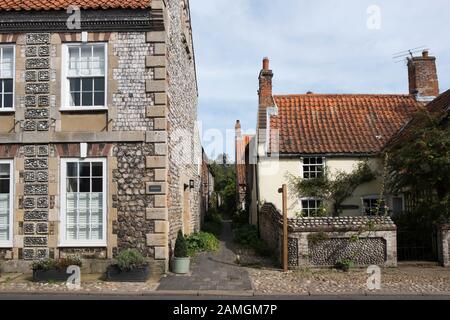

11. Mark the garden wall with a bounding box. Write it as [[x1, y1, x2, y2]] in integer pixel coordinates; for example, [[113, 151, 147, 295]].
[[437, 223, 450, 267], [259, 203, 398, 268]]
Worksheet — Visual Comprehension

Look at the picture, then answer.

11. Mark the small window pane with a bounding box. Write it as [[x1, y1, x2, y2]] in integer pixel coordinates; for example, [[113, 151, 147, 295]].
[[79, 178, 90, 192], [92, 46, 105, 76], [3, 80, 13, 93], [0, 180, 9, 194], [70, 92, 80, 106], [80, 46, 91, 76], [1, 47, 13, 78], [82, 92, 93, 106], [3, 94, 13, 108], [67, 163, 78, 177], [92, 178, 103, 192], [79, 163, 90, 177], [67, 178, 78, 192], [94, 92, 104, 106], [70, 79, 81, 92], [91, 163, 102, 177], [94, 78, 104, 91], [0, 164, 9, 177], [82, 78, 93, 92], [68, 47, 80, 77]]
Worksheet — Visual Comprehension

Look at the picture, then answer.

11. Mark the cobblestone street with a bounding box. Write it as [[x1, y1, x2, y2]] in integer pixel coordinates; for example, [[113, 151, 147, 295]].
[[0, 273, 159, 294], [2, 260, 450, 296], [248, 263, 450, 295]]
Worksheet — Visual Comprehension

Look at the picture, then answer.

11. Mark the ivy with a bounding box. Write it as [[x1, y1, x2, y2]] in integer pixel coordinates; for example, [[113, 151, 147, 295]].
[[288, 162, 377, 216]]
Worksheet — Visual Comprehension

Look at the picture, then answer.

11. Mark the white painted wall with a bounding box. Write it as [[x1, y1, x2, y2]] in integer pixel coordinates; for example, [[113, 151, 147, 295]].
[[257, 155, 389, 218]]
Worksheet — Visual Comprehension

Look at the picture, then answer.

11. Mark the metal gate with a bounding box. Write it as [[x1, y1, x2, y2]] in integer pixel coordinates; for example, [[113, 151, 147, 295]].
[[397, 227, 438, 261]]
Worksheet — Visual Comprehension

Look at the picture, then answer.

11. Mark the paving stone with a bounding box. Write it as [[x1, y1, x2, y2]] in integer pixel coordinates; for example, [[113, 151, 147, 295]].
[[157, 220, 252, 291]]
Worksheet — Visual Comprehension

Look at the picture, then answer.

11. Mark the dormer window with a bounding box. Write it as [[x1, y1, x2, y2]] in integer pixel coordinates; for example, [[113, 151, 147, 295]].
[[302, 157, 324, 179], [61, 43, 107, 110]]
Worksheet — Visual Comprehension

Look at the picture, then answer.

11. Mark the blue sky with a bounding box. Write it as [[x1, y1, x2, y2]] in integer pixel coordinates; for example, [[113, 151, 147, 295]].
[[190, 0, 450, 162]]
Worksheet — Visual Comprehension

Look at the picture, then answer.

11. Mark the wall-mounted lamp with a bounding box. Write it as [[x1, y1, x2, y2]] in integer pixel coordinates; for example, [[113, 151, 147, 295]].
[[189, 179, 195, 190]]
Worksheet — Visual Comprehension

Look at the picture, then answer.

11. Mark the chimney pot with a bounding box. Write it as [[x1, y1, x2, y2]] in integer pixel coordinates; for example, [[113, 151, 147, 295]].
[[422, 50, 429, 58], [263, 57, 270, 70]]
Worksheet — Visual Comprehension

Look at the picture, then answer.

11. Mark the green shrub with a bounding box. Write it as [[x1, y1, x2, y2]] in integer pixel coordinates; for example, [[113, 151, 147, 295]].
[[186, 232, 220, 257], [31, 256, 82, 271], [233, 224, 259, 246], [335, 258, 354, 272], [174, 230, 189, 258], [116, 249, 147, 271], [202, 212, 223, 236], [232, 209, 249, 226], [232, 224, 271, 257]]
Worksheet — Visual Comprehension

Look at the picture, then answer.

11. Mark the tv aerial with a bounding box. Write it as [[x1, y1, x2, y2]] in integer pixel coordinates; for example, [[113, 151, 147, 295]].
[[392, 46, 429, 64]]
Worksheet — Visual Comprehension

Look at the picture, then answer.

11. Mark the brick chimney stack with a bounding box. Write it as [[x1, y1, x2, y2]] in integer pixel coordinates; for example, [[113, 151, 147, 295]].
[[259, 57, 273, 108], [235, 120, 243, 166], [408, 50, 439, 99], [258, 57, 274, 130]]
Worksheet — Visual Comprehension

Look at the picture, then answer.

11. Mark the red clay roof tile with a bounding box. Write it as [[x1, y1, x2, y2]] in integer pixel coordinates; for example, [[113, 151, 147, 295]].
[[270, 94, 423, 154], [0, 0, 151, 11]]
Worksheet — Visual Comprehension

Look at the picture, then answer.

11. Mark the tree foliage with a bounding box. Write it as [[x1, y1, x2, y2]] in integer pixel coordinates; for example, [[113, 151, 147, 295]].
[[288, 162, 377, 216], [209, 156, 236, 215], [386, 110, 450, 221]]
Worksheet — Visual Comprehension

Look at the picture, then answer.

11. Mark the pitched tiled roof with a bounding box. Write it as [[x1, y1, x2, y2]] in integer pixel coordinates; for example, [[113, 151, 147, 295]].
[[0, 0, 151, 11], [270, 94, 423, 155], [426, 89, 450, 113], [387, 89, 450, 147]]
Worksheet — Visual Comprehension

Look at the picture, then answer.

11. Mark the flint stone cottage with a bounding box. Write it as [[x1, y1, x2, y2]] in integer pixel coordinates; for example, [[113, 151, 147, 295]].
[[0, 0, 202, 275], [239, 51, 444, 268]]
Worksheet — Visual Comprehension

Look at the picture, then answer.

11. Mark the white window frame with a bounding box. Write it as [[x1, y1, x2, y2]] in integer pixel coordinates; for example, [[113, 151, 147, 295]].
[[60, 43, 108, 111], [59, 158, 107, 247], [300, 198, 324, 217], [301, 156, 326, 180], [0, 45, 15, 112], [0, 159, 13, 248], [361, 195, 387, 216]]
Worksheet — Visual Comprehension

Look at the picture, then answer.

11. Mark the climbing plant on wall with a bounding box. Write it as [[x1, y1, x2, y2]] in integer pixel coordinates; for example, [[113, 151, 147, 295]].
[[287, 162, 377, 217]]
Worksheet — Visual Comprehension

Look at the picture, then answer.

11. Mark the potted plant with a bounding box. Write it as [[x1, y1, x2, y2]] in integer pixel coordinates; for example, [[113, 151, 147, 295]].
[[171, 230, 190, 274], [106, 249, 150, 282], [32, 257, 82, 282]]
